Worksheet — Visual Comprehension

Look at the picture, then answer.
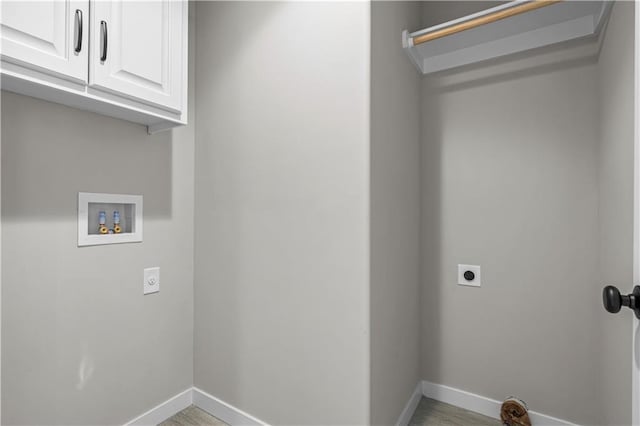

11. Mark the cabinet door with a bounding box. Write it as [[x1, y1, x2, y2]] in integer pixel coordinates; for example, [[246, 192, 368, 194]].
[[0, 1, 89, 83], [89, 1, 186, 113]]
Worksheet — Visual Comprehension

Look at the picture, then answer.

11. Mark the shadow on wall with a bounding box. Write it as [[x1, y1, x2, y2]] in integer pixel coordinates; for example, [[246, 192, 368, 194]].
[[193, 1, 286, 120], [421, 1, 506, 29], [421, 79, 443, 385], [424, 34, 600, 95], [1, 91, 173, 222], [420, 28, 603, 423], [420, 15, 605, 386]]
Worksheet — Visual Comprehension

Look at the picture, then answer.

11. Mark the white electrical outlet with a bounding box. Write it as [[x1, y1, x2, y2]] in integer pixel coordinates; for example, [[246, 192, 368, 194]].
[[144, 267, 160, 295], [458, 264, 481, 287]]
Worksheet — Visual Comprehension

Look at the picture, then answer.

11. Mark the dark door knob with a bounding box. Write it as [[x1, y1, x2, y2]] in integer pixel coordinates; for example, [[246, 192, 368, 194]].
[[603, 285, 640, 319]]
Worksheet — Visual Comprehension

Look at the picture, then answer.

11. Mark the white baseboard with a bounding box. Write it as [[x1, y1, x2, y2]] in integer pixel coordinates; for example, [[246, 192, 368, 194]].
[[421, 381, 577, 426], [193, 387, 269, 426], [123, 387, 269, 426], [125, 388, 193, 426], [396, 382, 423, 426], [125, 381, 575, 426]]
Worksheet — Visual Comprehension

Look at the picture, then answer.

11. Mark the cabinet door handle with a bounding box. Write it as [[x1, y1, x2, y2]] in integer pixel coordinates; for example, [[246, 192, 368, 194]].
[[100, 20, 108, 62], [74, 10, 83, 53]]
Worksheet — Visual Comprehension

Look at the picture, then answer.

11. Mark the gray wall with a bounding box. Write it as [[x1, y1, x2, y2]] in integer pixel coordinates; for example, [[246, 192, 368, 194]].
[[370, 2, 422, 425], [1, 3, 635, 425], [420, 3, 604, 423], [1, 91, 195, 424], [193, 2, 371, 425], [0, 8, 195, 422], [597, 2, 635, 425]]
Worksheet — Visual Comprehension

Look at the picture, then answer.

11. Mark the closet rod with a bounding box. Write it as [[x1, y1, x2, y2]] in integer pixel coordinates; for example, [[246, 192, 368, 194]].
[[412, 0, 562, 46]]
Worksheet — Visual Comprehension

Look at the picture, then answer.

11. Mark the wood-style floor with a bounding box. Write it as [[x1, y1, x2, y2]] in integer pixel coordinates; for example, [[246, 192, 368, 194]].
[[159, 405, 227, 426], [160, 397, 500, 426], [409, 397, 501, 426]]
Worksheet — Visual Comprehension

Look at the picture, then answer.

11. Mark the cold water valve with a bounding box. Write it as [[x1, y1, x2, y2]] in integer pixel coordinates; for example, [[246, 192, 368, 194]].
[[113, 210, 121, 234], [98, 211, 108, 234]]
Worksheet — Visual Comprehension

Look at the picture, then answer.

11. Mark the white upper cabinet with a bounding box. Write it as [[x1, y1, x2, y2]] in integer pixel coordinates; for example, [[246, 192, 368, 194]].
[[0, 1, 89, 83], [0, 0, 188, 133], [89, 0, 186, 113]]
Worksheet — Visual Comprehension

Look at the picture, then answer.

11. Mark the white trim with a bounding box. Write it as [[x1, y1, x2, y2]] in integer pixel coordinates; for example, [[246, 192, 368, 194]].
[[420, 381, 577, 426], [403, 1, 610, 75], [422, 381, 499, 421], [1, 85, 3, 426], [634, 2, 640, 425], [121, 388, 270, 426], [125, 382, 580, 426], [634, 317, 639, 426], [124, 388, 193, 426], [77, 192, 143, 247], [396, 382, 423, 426], [193, 387, 269, 426]]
